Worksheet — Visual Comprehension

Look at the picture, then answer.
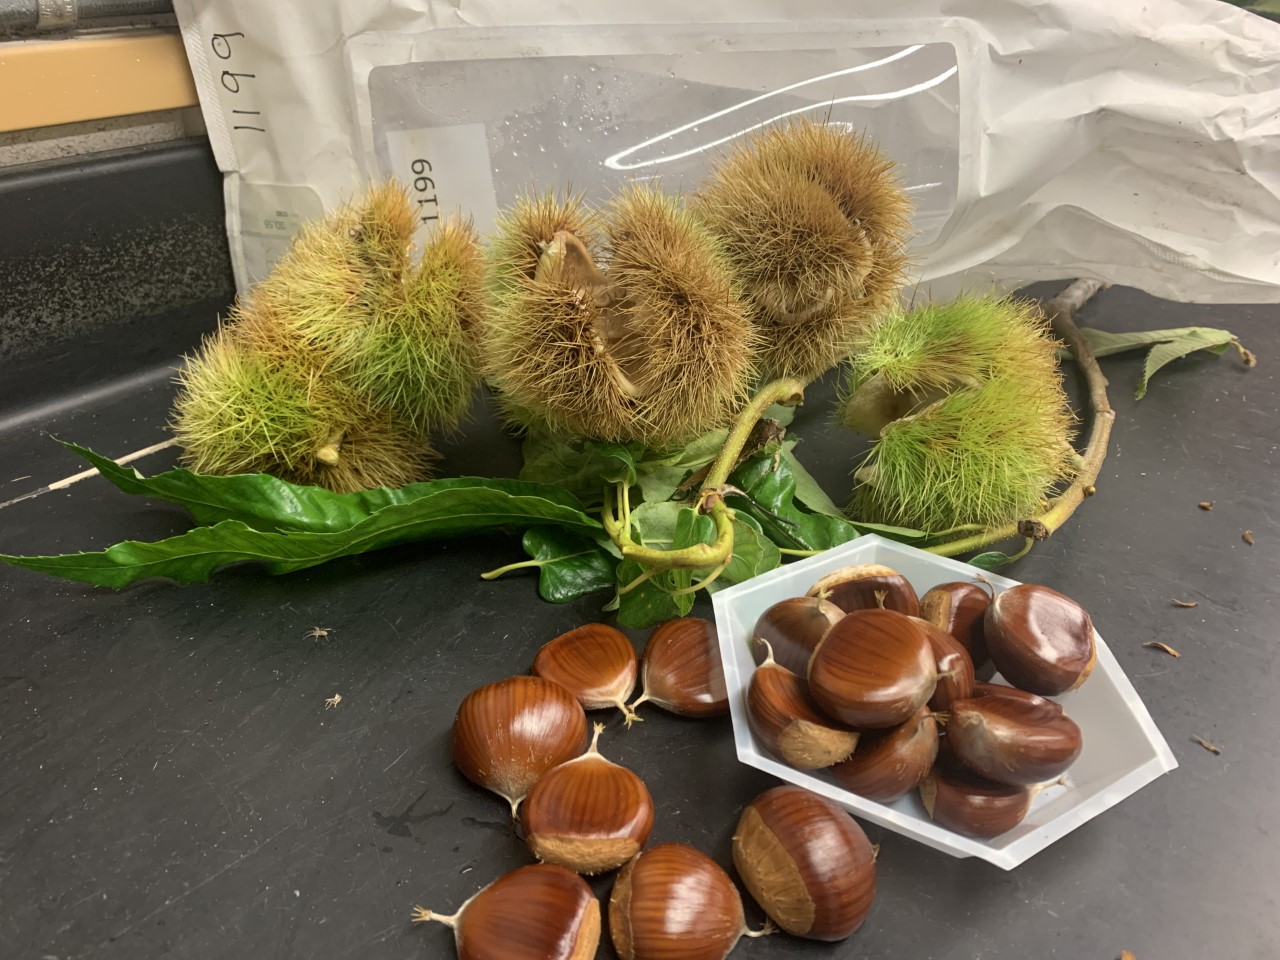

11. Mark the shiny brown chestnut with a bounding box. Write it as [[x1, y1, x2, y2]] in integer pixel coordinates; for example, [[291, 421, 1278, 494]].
[[828, 705, 939, 802], [732, 785, 876, 941], [946, 696, 1082, 786], [806, 564, 921, 617], [629, 617, 729, 719], [972, 680, 1064, 710], [913, 617, 975, 711], [609, 843, 768, 960], [412, 862, 600, 960], [451, 676, 588, 816], [752, 596, 845, 675], [920, 581, 992, 669], [747, 640, 859, 769], [533, 623, 639, 724], [919, 753, 1034, 839], [807, 609, 936, 728], [522, 724, 655, 875], [984, 583, 1097, 695]]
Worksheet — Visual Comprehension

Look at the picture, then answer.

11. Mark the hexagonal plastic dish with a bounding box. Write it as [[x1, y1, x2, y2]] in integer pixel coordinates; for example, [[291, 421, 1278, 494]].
[[711, 534, 1178, 870]]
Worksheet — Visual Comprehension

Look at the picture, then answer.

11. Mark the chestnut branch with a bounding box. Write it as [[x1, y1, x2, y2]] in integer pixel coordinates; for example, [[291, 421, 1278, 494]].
[[926, 279, 1112, 559], [603, 378, 807, 582]]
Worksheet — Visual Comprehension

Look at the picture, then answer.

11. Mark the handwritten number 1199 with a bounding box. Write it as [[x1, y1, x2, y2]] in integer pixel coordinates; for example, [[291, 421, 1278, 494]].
[[412, 159, 439, 224]]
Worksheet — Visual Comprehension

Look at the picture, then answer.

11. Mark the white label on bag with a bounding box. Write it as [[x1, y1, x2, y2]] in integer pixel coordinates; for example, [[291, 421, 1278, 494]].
[[236, 181, 325, 287], [383, 124, 500, 248]]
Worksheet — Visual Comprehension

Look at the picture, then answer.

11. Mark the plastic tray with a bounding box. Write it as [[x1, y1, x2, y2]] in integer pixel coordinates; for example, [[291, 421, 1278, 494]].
[[711, 534, 1178, 870]]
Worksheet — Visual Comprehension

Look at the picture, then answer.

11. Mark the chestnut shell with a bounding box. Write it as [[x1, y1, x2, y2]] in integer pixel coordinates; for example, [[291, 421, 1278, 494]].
[[920, 581, 991, 669], [752, 596, 845, 675], [732, 785, 876, 940], [807, 609, 937, 728], [984, 584, 1097, 695], [829, 705, 939, 802]]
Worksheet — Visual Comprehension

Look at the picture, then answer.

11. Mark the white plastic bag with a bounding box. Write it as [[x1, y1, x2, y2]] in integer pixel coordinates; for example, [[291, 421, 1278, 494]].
[[173, 1, 1280, 302]]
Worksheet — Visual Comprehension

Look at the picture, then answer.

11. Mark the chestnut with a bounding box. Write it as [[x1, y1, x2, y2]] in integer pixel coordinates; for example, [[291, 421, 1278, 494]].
[[946, 695, 1082, 786], [747, 640, 859, 769], [806, 564, 921, 617], [919, 752, 1034, 839], [828, 705, 939, 802], [732, 785, 876, 940], [807, 609, 936, 728], [912, 617, 975, 711], [984, 583, 1096, 695], [919, 580, 992, 668], [751, 595, 845, 675]]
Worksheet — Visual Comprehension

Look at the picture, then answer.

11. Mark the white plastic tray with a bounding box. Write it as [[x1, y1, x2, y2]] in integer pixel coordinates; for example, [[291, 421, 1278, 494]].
[[711, 534, 1178, 870]]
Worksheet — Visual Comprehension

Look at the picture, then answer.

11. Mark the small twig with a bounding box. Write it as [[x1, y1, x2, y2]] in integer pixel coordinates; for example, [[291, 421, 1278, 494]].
[[1242, 530, 1255, 546], [1143, 641, 1181, 658], [1191, 734, 1221, 755], [1198, 501, 1214, 511], [674, 418, 786, 499], [1170, 599, 1198, 608], [927, 279, 1112, 558]]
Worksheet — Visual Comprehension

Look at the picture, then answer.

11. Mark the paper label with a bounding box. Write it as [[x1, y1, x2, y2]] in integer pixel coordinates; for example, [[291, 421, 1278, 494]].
[[235, 181, 325, 288], [382, 124, 500, 248]]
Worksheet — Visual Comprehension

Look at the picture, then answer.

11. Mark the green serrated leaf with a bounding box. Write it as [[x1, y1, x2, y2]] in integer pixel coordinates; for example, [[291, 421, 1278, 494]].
[[1072, 326, 1234, 359], [516, 527, 617, 603], [613, 504, 715, 628], [633, 428, 728, 503], [1062, 326, 1241, 401], [1136, 331, 1234, 399], [65, 442, 586, 534], [628, 500, 686, 544], [613, 559, 686, 627], [668, 507, 717, 596], [635, 462, 692, 504], [1, 486, 604, 589]]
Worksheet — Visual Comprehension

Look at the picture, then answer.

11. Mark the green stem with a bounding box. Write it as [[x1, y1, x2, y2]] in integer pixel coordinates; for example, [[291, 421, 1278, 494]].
[[617, 566, 660, 596], [479, 557, 544, 580], [1006, 537, 1035, 563], [778, 547, 822, 558], [611, 378, 807, 572], [669, 561, 729, 597], [704, 379, 805, 491]]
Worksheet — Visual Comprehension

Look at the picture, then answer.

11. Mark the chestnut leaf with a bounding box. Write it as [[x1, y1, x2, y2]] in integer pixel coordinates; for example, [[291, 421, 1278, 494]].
[[512, 527, 619, 604]]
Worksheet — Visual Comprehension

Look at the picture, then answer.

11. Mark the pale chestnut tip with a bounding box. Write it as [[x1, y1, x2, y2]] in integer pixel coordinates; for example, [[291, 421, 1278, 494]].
[[314, 444, 341, 466]]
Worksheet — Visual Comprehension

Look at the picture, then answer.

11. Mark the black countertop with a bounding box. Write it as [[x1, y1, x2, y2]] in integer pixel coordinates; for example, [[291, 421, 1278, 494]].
[[1, 285, 1277, 960]]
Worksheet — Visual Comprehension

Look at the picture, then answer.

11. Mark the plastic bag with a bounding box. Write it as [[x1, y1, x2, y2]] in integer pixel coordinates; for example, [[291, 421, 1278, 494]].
[[173, 1, 1280, 302]]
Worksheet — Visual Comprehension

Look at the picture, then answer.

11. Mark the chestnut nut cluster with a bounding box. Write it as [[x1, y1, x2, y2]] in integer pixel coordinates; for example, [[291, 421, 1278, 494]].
[[426, 616, 877, 960], [749, 563, 1094, 838], [417, 565, 1096, 959]]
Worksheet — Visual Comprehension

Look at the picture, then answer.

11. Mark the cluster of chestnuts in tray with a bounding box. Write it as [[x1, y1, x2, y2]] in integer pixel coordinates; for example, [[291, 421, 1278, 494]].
[[416, 565, 1097, 959], [422, 617, 878, 958], [749, 564, 1096, 838]]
